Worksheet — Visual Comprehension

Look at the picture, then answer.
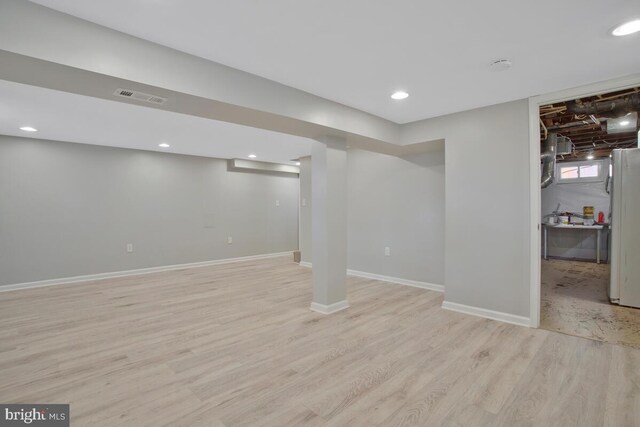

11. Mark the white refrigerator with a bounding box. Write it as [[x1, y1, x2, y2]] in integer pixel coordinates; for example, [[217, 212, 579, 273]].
[[609, 148, 640, 308]]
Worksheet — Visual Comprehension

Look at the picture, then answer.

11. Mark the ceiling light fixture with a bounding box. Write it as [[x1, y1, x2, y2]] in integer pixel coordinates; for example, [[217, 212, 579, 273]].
[[489, 59, 513, 72], [612, 19, 640, 36], [587, 154, 595, 160], [248, 154, 257, 159], [391, 91, 409, 100], [619, 120, 630, 126], [295, 162, 301, 166], [19, 126, 38, 132], [158, 143, 170, 148]]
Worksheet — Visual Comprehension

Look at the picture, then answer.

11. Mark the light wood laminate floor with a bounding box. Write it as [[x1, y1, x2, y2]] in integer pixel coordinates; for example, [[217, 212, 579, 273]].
[[1, 256, 638, 426]]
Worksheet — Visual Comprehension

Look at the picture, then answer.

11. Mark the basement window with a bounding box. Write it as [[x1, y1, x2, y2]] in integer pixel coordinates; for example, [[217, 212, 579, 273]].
[[557, 161, 603, 183], [560, 166, 579, 180], [579, 164, 599, 178]]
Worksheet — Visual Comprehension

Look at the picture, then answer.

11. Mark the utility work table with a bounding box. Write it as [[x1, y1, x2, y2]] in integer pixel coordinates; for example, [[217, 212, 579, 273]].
[[542, 223, 606, 264]]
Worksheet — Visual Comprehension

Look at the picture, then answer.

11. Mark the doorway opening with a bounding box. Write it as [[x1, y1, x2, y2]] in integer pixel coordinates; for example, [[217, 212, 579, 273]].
[[535, 86, 640, 348]]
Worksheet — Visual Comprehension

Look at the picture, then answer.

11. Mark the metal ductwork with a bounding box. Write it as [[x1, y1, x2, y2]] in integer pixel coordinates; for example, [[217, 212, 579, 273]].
[[567, 94, 640, 118], [541, 133, 557, 188]]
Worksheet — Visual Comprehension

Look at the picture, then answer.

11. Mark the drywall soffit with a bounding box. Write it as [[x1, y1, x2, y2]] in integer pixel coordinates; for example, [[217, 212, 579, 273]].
[[228, 159, 299, 175], [0, 49, 441, 158]]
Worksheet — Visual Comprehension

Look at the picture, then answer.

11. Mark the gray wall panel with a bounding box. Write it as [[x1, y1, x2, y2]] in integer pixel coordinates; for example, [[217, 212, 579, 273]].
[[403, 99, 531, 317], [0, 135, 299, 286], [346, 149, 445, 284], [299, 148, 445, 285]]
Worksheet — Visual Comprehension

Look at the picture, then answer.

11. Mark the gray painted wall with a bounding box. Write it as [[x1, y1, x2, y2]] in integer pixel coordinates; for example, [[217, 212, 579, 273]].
[[403, 99, 531, 318], [299, 156, 312, 263], [0, 135, 299, 287], [347, 149, 445, 284], [299, 148, 445, 285]]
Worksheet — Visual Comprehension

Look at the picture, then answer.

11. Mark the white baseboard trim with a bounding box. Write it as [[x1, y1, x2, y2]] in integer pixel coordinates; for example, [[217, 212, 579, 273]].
[[347, 269, 443, 292], [297, 262, 443, 293], [0, 251, 293, 293], [441, 301, 531, 327], [310, 300, 350, 314]]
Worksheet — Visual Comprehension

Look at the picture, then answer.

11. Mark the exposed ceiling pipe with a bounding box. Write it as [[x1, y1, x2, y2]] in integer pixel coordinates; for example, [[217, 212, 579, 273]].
[[572, 139, 637, 152], [541, 133, 557, 188], [567, 94, 640, 118], [547, 120, 595, 131]]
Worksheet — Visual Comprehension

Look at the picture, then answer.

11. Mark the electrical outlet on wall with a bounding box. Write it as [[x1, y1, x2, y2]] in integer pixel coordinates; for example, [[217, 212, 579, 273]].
[[126, 243, 134, 253], [276, 200, 280, 207], [227, 236, 233, 244], [384, 246, 391, 256], [302, 198, 307, 207]]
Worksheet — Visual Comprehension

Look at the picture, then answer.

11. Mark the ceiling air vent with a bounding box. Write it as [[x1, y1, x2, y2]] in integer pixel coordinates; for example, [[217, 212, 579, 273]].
[[113, 88, 167, 105]]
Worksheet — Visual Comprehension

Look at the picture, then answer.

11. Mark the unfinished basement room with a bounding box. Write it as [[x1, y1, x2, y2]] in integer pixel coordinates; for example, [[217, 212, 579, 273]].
[[539, 87, 640, 348], [0, 1, 639, 426]]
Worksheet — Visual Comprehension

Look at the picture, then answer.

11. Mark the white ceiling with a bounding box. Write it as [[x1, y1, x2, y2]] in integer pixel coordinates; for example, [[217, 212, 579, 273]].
[[0, 80, 311, 163], [29, 0, 640, 124]]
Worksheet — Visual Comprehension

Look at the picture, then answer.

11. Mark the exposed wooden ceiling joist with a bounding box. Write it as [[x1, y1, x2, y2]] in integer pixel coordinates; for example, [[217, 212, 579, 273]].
[[540, 87, 639, 162]]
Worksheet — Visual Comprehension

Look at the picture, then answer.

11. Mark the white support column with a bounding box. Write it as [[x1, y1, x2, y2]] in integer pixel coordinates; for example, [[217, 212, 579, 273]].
[[310, 138, 349, 314]]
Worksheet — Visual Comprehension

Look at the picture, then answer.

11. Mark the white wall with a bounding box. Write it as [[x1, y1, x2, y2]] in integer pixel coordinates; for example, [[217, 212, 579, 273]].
[[0, 135, 299, 287], [403, 99, 531, 318], [299, 148, 445, 285], [542, 159, 611, 218], [542, 159, 610, 260]]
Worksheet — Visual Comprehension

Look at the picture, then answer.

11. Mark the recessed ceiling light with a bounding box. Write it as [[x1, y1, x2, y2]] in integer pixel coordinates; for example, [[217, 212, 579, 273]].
[[391, 91, 409, 100], [619, 120, 630, 126], [19, 126, 38, 132], [248, 154, 257, 159], [612, 19, 640, 36], [587, 154, 595, 160], [158, 143, 170, 148], [489, 59, 513, 72], [295, 162, 301, 166]]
